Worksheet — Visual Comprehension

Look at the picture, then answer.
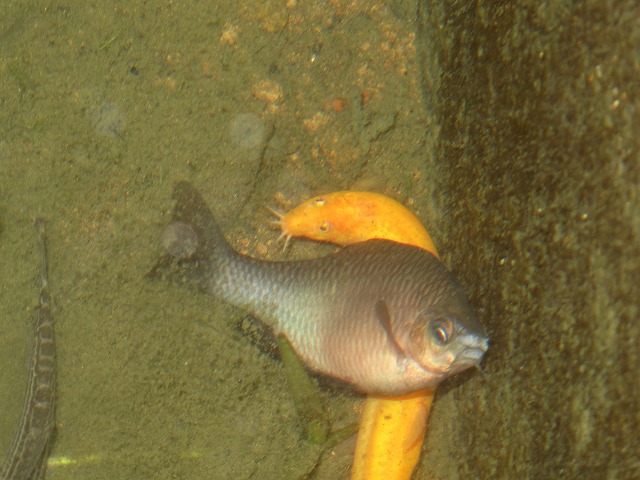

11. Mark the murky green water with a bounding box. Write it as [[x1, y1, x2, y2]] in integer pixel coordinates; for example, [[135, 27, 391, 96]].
[[1, 1, 637, 479]]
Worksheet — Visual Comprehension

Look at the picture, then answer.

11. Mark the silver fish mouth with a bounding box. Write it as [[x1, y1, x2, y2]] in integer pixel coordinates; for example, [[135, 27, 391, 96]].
[[454, 334, 489, 367], [456, 347, 486, 364], [459, 333, 489, 351]]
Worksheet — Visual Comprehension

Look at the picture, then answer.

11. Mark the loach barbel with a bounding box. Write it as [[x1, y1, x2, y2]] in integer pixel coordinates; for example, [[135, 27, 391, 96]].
[[151, 182, 489, 395], [1, 220, 56, 480]]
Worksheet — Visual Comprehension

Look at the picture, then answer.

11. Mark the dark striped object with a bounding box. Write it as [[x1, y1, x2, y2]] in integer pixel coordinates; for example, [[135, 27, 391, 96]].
[[1, 220, 56, 480]]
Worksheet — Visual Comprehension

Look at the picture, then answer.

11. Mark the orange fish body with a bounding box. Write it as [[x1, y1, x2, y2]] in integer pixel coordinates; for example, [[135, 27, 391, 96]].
[[351, 390, 434, 480], [276, 191, 439, 258], [277, 190, 441, 480]]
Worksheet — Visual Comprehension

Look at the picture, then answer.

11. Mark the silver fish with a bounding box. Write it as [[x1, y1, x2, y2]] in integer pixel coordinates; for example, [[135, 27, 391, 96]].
[[152, 182, 488, 395]]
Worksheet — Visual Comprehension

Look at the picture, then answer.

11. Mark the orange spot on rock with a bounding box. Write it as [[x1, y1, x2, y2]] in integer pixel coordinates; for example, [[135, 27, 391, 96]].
[[361, 88, 376, 107]]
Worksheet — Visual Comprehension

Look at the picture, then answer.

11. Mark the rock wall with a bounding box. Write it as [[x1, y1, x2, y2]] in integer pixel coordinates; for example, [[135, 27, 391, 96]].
[[418, 1, 639, 478]]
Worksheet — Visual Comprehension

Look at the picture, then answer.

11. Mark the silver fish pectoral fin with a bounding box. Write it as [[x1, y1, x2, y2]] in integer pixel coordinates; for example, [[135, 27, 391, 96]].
[[374, 299, 407, 362]]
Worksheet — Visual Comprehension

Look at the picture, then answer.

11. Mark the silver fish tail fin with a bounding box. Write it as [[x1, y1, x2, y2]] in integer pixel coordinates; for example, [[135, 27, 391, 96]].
[[148, 181, 234, 290]]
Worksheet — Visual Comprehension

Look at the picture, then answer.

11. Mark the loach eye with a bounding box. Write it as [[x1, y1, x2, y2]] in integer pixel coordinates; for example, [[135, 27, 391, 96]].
[[430, 318, 453, 346], [315, 198, 326, 206], [319, 221, 331, 232]]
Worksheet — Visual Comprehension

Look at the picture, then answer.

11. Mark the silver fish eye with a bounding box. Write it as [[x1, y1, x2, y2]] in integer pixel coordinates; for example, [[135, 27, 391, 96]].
[[430, 318, 453, 346]]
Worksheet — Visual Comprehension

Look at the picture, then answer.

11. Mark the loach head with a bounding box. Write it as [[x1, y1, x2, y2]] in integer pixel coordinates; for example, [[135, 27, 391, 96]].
[[272, 196, 338, 245], [394, 276, 489, 384]]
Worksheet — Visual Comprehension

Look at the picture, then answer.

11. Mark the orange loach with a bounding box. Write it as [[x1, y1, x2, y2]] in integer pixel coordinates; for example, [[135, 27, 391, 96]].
[[275, 190, 440, 480]]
